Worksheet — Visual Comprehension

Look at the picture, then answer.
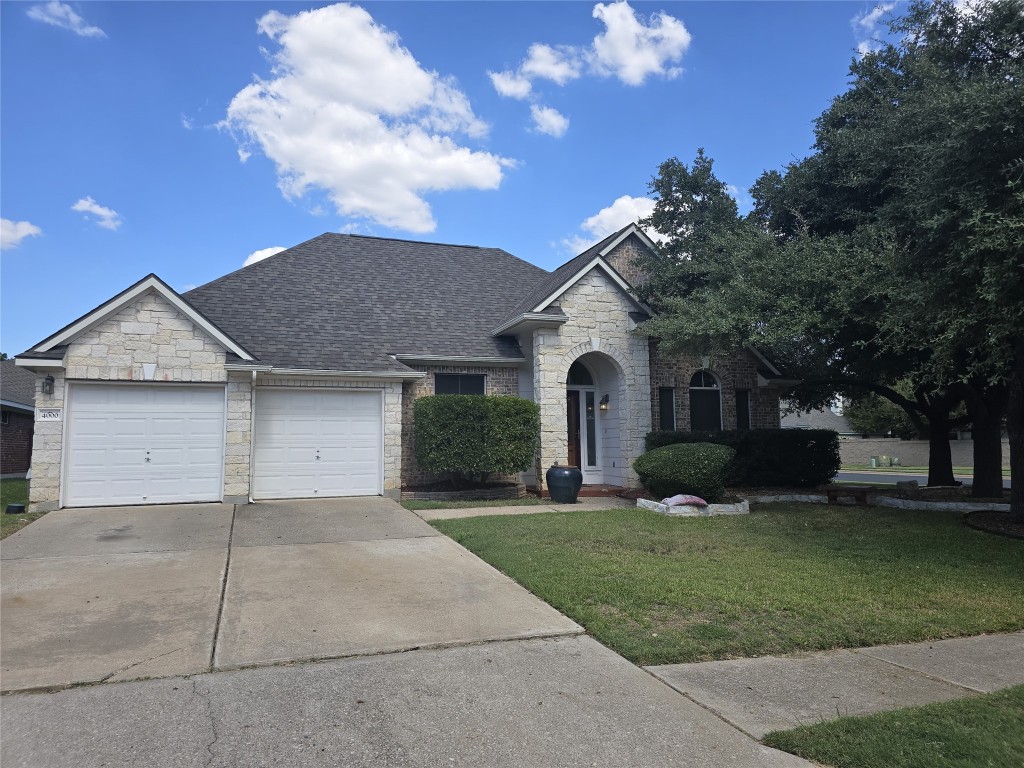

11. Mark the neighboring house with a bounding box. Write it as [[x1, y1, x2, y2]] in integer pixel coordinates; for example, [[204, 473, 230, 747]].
[[780, 401, 862, 437], [16, 224, 787, 511], [1, 358, 37, 479]]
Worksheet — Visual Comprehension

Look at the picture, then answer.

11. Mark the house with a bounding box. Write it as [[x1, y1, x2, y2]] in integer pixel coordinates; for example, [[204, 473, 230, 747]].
[[780, 401, 862, 437], [15, 224, 786, 511], [1, 358, 37, 479]]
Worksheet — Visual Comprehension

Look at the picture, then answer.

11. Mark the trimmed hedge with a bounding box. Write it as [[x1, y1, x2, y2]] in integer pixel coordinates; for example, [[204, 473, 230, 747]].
[[644, 429, 841, 488], [414, 395, 540, 477], [633, 442, 736, 502]]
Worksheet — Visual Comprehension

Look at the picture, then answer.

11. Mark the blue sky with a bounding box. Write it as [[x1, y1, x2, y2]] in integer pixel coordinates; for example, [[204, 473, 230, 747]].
[[1, 1, 899, 356]]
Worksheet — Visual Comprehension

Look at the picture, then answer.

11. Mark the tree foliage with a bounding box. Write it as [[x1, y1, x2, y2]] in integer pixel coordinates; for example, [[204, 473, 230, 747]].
[[637, 0, 1023, 509]]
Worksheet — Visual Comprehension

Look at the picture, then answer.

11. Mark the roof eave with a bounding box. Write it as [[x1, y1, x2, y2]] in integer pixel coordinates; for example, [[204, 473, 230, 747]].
[[490, 313, 569, 337]]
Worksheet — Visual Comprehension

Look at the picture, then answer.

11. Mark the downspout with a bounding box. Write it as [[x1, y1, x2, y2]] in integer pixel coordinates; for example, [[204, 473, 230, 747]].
[[247, 369, 256, 504]]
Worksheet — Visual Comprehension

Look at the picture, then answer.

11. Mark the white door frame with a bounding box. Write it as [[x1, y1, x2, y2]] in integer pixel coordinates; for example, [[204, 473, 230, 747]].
[[567, 385, 602, 484]]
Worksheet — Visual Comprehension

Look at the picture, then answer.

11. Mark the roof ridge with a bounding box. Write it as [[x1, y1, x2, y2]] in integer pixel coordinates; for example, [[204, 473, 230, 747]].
[[341, 233, 482, 250]]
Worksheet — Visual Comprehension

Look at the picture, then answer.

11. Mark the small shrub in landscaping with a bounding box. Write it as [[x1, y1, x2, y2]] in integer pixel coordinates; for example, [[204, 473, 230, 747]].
[[414, 395, 540, 485], [632, 442, 736, 502], [644, 428, 840, 487]]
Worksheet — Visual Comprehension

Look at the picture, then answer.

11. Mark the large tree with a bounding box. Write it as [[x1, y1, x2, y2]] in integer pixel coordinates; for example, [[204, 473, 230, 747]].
[[748, 0, 1022, 504], [638, 0, 1023, 512]]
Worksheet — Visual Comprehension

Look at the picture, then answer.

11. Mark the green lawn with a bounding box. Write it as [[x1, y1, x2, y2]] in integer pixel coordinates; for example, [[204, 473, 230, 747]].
[[0, 478, 45, 539], [401, 497, 546, 511], [763, 685, 1024, 768], [432, 504, 1024, 665]]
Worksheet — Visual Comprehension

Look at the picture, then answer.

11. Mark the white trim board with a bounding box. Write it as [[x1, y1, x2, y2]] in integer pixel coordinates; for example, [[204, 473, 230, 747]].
[[29, 275, 254, 361]]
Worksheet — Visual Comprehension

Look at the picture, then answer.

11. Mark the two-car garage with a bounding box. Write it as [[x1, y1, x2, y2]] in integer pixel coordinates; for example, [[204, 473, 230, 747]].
[[62, 383, 383, 507]]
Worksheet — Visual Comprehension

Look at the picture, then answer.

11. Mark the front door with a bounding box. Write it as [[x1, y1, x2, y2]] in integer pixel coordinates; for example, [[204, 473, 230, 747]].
[[566, 388, 601, 483], [567, 390, 581, 468]]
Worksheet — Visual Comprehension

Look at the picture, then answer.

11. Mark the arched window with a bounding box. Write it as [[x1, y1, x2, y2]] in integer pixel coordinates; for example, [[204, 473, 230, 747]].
[[567, 360, 595, 386], [689, 369, 722, 431]]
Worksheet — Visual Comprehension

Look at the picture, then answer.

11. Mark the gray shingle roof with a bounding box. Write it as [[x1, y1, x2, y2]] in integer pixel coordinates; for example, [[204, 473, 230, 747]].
[[184, 234, 551, 371], [498, 227, 629, 327], [1, 359, 36, 408]]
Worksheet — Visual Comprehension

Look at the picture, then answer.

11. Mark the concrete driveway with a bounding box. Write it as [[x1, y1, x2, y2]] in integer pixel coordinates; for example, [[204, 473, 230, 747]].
[[2, 497, 808, 767], [1, 497, 580, 692]]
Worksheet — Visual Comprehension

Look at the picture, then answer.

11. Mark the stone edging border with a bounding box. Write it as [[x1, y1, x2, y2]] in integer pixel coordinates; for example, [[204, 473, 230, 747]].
[[743, 493, 1010, 513], [637, 498, 750, 517], [636, 493, 1010, 515]]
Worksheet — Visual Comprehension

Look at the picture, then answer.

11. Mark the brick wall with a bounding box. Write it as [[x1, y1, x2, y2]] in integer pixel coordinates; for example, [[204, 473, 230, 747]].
[[400, 364, 520, 487], [649, 344, 781, 432], [0, 408, 33, 476], [602, 234, 650, 288]]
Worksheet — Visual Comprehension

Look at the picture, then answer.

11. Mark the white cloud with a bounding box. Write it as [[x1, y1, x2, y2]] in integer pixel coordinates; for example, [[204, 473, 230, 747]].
[[589, 1, 691, 86], [561, 194, 659, 254], [852, 3, 895, 56], [490, 2, 690, 131], [26, 1, 105, 38], [222, 3, 511, 234], [71, 197, 121, 230], [726, 183, 754, 215], [522, 43, 583, 86], [180, 113, 194, 130], [530, 105, 569, 137], [0, 219, 43, 250], [489, 70, 532, 99], [243, 246, 287, 267]]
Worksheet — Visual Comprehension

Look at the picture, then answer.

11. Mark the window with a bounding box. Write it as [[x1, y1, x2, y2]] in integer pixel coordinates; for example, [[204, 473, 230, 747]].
[[689, 369, 722, 431], [658, 388, 676, 431], [735, 389, 751, 431], [567, 361, 594, 386], [434, 373, 485, 395], [0, 411, 9, 425]]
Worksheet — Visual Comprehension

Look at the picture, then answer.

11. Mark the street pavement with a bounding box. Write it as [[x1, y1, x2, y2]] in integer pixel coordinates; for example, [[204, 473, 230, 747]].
[[835, 470, 1011, 489]]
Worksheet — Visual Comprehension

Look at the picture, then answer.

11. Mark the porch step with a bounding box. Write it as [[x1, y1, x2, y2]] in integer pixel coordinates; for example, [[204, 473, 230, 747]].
[[539, 485, 628, 498]]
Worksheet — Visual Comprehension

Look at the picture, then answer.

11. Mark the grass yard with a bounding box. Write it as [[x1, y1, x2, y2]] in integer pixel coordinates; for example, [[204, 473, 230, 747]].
[[401, 497, 546, 511], [0, 478, 45, 539], [762, 684, 1024, 768], [432, 504, 1024, 665]]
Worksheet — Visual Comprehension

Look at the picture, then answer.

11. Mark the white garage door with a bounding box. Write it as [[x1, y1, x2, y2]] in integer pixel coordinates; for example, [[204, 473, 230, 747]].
[[253, 389, 382, 499], [65, 384, 226, 507]]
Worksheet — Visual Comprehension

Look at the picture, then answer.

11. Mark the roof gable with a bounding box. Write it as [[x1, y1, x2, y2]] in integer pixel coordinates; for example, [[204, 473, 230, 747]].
[[496, 224, 655, 331], [24, 274, 254, 361]]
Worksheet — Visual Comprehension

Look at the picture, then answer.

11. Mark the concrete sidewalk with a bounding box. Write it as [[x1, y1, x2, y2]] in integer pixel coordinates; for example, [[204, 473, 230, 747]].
[[647, 631, 1024, 738], [412, 496, 628, 521]]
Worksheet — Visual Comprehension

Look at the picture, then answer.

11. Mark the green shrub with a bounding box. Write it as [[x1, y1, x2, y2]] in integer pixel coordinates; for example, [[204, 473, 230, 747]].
[[644, 429, 840, 488], [414, 395, 540, 482], [633, 442, 736, 502]]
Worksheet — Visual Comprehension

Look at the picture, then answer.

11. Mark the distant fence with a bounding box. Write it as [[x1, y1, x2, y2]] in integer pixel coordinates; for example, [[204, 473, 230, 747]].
[[839, 438, 1010, 469]]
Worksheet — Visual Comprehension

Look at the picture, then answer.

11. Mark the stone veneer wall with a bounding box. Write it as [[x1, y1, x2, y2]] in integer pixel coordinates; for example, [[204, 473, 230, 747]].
[[259, 376, 404, 497], [27, 289, 252, 510], [400, 365, 520, 487], [649, 344, 781, 432], [533, 269, 651, 490]]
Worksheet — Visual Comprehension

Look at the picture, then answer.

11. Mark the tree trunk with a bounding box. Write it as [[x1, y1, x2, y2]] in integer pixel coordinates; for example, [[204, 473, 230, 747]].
[[963, 382, 1007, 499], [917, 387, 960, 487], [1008, 344, 1024, 522], [926, 415, 956, 487]]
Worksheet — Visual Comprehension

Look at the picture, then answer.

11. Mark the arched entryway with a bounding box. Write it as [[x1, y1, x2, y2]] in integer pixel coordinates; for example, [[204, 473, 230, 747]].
[[565, 353, 621, 485]]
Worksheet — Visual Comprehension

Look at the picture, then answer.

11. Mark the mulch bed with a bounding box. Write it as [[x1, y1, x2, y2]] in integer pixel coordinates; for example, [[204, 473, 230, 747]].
[[964, 510, 1024, 540]]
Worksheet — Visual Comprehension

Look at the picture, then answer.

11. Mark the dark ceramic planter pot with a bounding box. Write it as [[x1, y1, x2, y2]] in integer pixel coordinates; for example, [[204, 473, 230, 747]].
[[546, 464, 583, 504]]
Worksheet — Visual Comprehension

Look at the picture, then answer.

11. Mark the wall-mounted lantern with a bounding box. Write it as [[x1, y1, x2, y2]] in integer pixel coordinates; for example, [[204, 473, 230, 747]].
[[42, 375, 55, 396], [599, 394, 610, 410]]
